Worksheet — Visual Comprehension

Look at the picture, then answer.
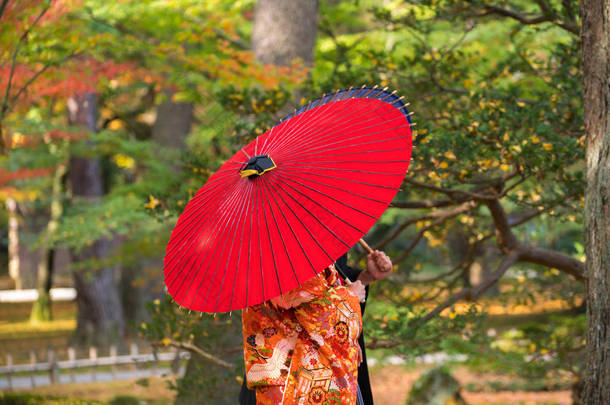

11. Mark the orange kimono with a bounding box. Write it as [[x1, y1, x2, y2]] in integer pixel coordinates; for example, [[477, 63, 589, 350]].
[[242, 264, 362, 404]]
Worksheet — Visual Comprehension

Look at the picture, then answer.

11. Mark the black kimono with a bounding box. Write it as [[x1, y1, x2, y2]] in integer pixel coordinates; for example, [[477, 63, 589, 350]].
[[238, 253, 374, 404]]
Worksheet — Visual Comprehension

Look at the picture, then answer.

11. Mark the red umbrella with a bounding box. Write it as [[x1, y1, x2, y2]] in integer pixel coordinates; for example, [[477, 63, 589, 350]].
[[164, 86, 414, 313]]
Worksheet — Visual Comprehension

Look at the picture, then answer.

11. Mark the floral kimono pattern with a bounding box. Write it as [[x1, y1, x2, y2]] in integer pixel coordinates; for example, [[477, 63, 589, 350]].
[[242, 264, 362, 404]]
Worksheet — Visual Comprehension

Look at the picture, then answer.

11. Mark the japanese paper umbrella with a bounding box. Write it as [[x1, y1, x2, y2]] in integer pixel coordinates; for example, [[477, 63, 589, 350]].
[[164, 86, 414, 313]]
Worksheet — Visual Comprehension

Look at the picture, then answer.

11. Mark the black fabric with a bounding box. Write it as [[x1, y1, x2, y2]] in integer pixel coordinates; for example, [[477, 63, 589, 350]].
[[238, 253, 374, 405], [335, 254, 374, 405]]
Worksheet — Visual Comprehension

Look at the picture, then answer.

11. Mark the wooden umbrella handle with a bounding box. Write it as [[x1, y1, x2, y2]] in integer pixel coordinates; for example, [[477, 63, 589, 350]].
[[358, 238, 374, 254], [359, 238, 392, 273]]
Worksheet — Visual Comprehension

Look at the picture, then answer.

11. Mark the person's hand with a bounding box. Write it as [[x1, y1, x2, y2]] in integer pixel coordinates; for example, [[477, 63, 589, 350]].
[[358, 250, 392, 285], [347, 280, 366, 303]]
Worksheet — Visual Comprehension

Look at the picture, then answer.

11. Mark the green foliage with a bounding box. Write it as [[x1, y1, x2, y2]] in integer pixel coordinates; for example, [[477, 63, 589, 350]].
[[0, 0, 588, 397], [0, 393, 103, 405], [107, 396, 139, 405]]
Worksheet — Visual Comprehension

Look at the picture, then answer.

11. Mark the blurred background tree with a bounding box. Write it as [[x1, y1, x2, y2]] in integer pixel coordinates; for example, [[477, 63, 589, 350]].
[[1, 0, 605, 404]]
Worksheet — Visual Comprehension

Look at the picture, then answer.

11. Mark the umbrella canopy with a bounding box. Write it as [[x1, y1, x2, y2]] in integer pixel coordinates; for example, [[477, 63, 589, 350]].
[[164, 86, 414, 313]]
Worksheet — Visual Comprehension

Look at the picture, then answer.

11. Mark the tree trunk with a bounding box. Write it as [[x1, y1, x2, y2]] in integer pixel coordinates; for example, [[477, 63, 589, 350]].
[[118, 92, 194, 332], [6, 197, 21, 289], [30, 151, 67, 323], [12, 202, 47, 289], [580, 0, 610, 403], [151, 95, 193, 149], [252, 0, 319, 67], [67, 92, 125, 346]]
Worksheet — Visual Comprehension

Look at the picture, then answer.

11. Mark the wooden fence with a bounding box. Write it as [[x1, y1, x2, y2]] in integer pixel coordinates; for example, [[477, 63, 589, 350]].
[[0, 343, 189, 390]]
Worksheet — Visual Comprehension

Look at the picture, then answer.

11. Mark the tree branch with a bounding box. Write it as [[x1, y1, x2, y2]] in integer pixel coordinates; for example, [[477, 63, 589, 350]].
[[405, 178, 500, 200], [0, 0, 9, 21], [1, 1, 53, 118], [151, 340, 234, 369], [417, 251, 521, 324], [474, 1, 578, 34], [377, 201, 476, 251], [484, 198, 586, 281], [520, 245, 586, 281], [484, 198, 521, 252], [9, 51, 82, 107], [404, 242, 477, 284], [391, 199, 454, 209]]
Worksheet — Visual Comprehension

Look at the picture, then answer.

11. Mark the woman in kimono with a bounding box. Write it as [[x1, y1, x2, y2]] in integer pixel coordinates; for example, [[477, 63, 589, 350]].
[[240, 250, 392, 404]]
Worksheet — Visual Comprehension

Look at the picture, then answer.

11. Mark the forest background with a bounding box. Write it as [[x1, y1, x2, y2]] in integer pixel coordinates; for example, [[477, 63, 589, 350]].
[[0, 0, 607, 404]]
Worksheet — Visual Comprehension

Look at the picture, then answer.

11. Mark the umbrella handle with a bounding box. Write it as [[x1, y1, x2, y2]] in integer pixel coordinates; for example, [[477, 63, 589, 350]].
[[358, 238, 374, 254], [359, 238, 392, 273]]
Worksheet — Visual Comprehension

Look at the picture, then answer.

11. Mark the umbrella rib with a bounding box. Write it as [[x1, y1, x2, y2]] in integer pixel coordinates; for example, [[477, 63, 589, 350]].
[[282, 166, 406, 176], [167, 182, 245, 304], [254, 179, 265, 305], [164, 177, 238, 264], [245, 180, 255, 309], [263, 97, 332, 154], [272, 180, 352, 250], [272, 103, 411, 157], [259, 123, 280, 156], [268, 178, 336, 265], [294, 170, 401, 190], [164, 179, 243, 282], [265, 92, 361, 154], [166, 182, 246, 303], [278, 146, 409, 159], [267, 96, 410, 157], [273, 171, 389, 205], [259, 179, 319, 281], [265, 89, 383, 153], [274, 173, 377, 224], [258, 178, 284, 301], [210, 180, 253, 312], [259, 176, 302, 287], [227, 179, 254, 313], [266, 97, 373, 156], [273, 117, 410, 162], [187, 180, 252, 311], [208, 181, 253, 313], [280, 159, 413, 165], [276, 129, 412, 162]]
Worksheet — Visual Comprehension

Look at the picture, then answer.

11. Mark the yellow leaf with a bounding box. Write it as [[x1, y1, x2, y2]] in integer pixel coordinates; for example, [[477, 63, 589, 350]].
[[439, 161, 449, 169], [161, 338, 171, 347], [113, 154, 135, 169], [145, 195, 160, 209], [108, 120, 124, 130], [444, 151, 456, 160], [530, 135, 540, 144], [542, 143, 553, 150], [500, 163, 511, 172], [503, 133, 510, 141]]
